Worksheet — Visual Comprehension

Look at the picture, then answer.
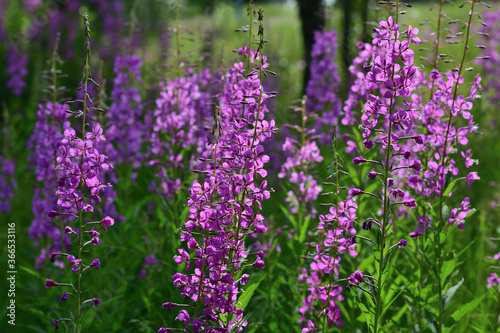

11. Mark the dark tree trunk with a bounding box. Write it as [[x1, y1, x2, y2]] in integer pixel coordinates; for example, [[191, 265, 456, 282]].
[[341, 0, 353, 84], [297, 0, 325, 94]]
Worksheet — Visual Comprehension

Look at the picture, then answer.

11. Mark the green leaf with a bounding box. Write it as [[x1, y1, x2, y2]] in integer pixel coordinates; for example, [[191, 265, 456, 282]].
[[441, 205, 450, 224], [19, 265, 42, 279], [440, 259, 456, 288], [465, 209, 477, 220], [425, 309, 438, 333], [351, 289, 375, 332], [237, 273, 267, 311], [403, 295, 420, 323], [455, 239, 476, 260], [81, 306, 98, 329], [381, 285, 406, 320], [450, 293, 486, 322], [442, 278, 464, 310], [418, 248, 439, 280], [279, 204, 297, 230], [299, 215, 311, 243], [443, 178, 458, 198]]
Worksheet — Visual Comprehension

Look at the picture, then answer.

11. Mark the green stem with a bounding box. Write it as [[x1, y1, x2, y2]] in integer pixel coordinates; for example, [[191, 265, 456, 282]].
[[322, 124, 341, 332], [374, 4, 399, 332]]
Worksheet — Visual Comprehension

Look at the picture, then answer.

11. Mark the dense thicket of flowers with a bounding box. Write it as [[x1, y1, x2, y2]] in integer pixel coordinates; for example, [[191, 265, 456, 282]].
[[1, 1, 498, 332]]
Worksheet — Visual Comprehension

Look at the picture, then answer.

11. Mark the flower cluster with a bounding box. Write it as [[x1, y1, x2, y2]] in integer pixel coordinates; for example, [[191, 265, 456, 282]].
[[298, 196, 360, 329], [159, 45, 276, 332], [306, 30, 342, 144], [52, 123, 112, 214], [0, 156, 16, 212], [148, 68, 213, 197], [351, 16, 423, 219], [415, 70, 481, 200], [46, 109, 114, 331], [106, 55, 145, 176]]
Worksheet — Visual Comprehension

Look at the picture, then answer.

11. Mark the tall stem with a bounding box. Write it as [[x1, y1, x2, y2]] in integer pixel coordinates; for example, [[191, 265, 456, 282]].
[[76, 14, 91, 333], [322, 124, 341, 332], [374, 4, 398, 332]]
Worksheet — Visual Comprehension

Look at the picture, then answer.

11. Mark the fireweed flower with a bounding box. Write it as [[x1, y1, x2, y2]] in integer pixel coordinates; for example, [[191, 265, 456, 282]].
[[298, 125, 360, 330], [160, 11, 276, 329], [338, 14, 423, 332], [306, 30, 342, 144], [401, 7, 482, 239], [45, 14, 114, 331]]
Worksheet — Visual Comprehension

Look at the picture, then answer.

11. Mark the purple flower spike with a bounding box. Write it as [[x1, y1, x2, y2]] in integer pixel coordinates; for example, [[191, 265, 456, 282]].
[[50, 319, 59, 330], [92, 298, 101, 307], [398, 239, 408, 248], [60, 292, 68, 302]]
